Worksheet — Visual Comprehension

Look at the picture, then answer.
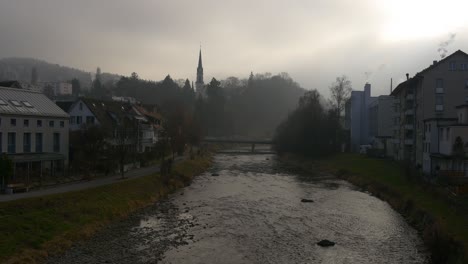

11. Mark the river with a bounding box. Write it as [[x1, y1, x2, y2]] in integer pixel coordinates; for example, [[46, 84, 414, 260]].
[[49, 152, 429, 264]]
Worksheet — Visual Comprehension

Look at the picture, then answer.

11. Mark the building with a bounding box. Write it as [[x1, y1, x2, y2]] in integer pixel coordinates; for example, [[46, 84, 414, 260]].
[[422, 105, 468, 177], [0, 86, 69, 187], [391, 50, 468, 165], [195, 48, 205, 97], [349, 83, 376, 152], [53, 82, 73, 96], [369, 95, 395, 156], [67, 98, 161, 153]]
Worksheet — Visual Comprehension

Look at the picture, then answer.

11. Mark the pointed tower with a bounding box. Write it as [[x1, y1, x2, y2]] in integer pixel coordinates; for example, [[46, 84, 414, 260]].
[[195, 48, 205, 96]]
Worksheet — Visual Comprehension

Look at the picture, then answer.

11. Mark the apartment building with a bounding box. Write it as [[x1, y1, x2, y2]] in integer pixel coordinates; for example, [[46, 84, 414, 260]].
[[0, 86, 69, 185], [391, 50, 468, 166]]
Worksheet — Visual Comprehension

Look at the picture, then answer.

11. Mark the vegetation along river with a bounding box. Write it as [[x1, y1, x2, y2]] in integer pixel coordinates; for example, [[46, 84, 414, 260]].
[[49, 152, 429, 264]]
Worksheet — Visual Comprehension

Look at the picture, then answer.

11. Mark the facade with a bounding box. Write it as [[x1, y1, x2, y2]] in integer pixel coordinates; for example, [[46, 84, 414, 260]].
[[369, 95, 395, 156], [422, 105, 468, 177], [0, 86, 69, 186], [195, 48, 205, 97], [391, 50, 468, 165], [53, 82, 73, 96], [349, 83, 376, 152]]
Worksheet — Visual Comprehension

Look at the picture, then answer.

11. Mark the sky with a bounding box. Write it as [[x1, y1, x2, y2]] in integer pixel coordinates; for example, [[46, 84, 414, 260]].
[[1, 0, 468, 97]]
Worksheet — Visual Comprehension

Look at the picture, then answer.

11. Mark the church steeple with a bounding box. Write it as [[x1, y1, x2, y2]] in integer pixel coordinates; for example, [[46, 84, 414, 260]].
[[195, 47, 204, 95]]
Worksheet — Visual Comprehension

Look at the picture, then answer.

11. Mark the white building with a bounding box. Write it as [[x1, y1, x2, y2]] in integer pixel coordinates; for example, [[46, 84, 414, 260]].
[[0, 86, 69, 187]]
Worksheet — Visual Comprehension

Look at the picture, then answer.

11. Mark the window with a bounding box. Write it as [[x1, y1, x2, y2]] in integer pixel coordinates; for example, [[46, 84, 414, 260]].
[[60, 121, 65, 127], [440, 128, 444, 139], [49, 120, 54, 127], [461, 63, 468, 71], [0, 99, 7, 105], [79, 102, 83, 110], [446, 128, 450, 140], [465, 80, 468, 89], [7, 132, 15, 154], [429, 124, 431, 132], [35, 133, 43, 152], [86, 116, 95, 124], [10, 118, 16, 126], [37, 120, 42, 127], [53, 133, 60, 152], [24, 119, 29, 127], [9, 100, 21, 107], [449, 61, 457, 71], [22, 101, 33, 108], [0, 132, 2, 153], [23, 133, 31, 153], [435, 96, 444, 111], [70, 116, 76, 124], [435, 78, 444, 93], [76, 116, 82, 125]]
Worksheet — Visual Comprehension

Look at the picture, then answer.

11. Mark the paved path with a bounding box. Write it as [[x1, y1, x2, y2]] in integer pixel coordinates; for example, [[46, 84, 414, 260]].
[[0, 156, 185, 202]]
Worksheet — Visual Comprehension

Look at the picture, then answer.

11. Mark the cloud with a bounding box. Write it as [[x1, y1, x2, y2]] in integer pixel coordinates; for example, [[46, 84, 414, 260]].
[[0, 0, 467, 97]]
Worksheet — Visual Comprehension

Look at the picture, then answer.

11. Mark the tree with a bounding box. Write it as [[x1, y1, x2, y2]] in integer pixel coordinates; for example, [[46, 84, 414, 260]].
[[31, 67, 38, 84], [70, 125, 109, 175], [0, 154, 13, 188], [113, 116, 138, 179], [71, 78, 81, 96], [329, 75, 352, 116]]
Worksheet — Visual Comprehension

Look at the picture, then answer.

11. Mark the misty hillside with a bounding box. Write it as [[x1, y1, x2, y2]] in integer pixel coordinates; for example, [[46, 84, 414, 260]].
[[0, 57, 121, 88]]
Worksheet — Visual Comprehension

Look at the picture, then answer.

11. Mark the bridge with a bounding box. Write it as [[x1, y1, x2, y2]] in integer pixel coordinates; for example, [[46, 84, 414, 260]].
[[201, 137, 274, 153]]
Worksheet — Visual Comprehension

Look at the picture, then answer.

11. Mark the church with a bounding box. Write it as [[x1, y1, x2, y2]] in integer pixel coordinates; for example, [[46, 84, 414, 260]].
[[195, 48, 205, 97]]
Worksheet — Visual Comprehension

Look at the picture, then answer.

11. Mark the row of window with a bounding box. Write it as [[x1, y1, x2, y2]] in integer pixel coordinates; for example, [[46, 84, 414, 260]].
[[440, 127, 451, 140], [0, 118, 65, 128], [0, 132, 60, 154], [70, 116, 95, 125], [434, 79, 468, 92], [449, 61, 468, 71]]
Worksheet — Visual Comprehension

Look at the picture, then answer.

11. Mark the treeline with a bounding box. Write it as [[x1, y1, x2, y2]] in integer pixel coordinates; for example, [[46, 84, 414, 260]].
[[273, 76, 351, 156], [93, 71, 305, 138]]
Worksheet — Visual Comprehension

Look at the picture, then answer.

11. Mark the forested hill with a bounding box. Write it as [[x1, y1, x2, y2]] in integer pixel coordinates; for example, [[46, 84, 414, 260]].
[[0, 57, 120, 88]]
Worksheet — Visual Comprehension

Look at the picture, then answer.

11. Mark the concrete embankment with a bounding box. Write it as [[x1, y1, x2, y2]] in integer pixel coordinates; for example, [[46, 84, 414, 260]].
[[0, 155, 212, 264], [280, 153, 467, 264]]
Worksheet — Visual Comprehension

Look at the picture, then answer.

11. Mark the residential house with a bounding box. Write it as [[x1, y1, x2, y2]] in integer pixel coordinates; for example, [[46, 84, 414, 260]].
[[423, 105, 468, 177], [391, 50, 468, 166], [369, 95, 395, 156], [66, 98, 161, 153], [0, 86, 69, 187]]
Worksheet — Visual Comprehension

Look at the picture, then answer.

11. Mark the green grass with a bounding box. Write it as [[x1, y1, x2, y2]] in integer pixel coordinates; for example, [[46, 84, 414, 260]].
[[0, 155, 212, 264], [311, 153, 468, 263]]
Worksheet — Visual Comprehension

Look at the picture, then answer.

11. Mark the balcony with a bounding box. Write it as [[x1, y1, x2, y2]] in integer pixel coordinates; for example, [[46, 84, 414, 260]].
[[404, 124, 414, 130], [405, 109, 414, 115], [435, 87, 444, 94], [404, 139, 414, 145]]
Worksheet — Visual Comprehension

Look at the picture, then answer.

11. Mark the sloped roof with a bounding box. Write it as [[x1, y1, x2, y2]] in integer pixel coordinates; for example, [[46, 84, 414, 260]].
[[55, 101, 74, 112], [391, 50, 468, 96], [0, 86, 69, 118], [133, 104, 162, 120], [79, 98, 139, 129]]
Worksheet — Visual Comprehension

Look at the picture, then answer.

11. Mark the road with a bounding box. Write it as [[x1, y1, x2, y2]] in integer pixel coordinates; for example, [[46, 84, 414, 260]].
[[0, 156, 185, 202]]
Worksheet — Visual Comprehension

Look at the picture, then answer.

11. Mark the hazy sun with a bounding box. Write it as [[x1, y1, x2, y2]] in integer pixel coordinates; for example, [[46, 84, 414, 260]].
[[380, 0, 468, 42]]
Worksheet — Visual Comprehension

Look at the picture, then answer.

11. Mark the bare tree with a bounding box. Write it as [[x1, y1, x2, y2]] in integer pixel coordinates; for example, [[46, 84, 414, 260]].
[[329, 75, 352, 117]]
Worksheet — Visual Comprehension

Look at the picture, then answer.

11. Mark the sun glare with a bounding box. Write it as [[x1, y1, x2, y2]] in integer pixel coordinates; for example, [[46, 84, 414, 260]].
[[380, 0, 468, 42]]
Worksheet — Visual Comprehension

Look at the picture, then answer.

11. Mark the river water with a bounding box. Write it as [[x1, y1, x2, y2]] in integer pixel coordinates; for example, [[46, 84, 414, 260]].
[[49, 152, 429, 264]]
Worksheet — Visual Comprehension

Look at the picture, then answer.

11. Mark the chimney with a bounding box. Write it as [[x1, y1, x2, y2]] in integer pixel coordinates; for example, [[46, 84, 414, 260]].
[[390, 78, 393, 93], [433, 60, 437, 65], [406, 73, 409, 80]]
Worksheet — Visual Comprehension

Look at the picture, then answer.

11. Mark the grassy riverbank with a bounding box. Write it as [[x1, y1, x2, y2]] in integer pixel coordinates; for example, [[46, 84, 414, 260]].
[[281, 153, 467, 264], [0, 155, 212, 264]]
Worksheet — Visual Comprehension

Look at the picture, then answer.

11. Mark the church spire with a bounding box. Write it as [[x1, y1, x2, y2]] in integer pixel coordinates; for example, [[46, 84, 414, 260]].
[[196, 46, 204, 95], [198, 48, 203, 69]]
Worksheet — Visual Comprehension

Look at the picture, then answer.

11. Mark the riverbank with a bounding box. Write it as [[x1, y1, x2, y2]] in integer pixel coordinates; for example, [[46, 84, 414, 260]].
[[0, 155, 212, 264], [280, 153, 467, 264]]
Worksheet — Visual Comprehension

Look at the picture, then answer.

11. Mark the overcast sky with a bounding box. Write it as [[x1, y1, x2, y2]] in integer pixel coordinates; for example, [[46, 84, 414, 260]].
[[1, 0, 468, 97]]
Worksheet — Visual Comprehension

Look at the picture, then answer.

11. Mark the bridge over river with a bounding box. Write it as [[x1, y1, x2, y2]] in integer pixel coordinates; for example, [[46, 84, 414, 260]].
[[201, 137, 274, 153]]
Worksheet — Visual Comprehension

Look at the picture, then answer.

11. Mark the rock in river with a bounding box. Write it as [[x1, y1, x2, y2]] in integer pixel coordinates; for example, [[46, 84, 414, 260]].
[[317, 239, 335, 247], [301, 198, 314, 203]]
